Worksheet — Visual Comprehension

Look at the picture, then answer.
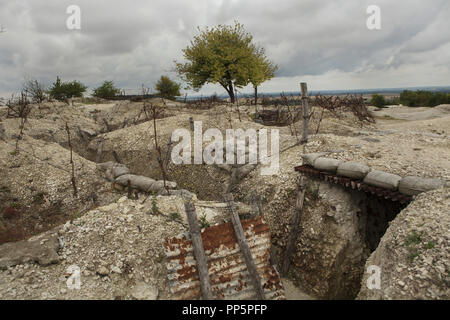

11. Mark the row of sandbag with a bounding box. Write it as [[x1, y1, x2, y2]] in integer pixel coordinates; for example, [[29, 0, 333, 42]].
[[96, 161, 195, 198], [302, 153, 446, 196]]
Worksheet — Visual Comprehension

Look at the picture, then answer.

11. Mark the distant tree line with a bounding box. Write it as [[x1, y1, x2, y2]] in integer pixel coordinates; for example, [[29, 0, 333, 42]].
[[399, 90, 450, 107], [19, 75, 182, 103], [371, 90, 450, 108]]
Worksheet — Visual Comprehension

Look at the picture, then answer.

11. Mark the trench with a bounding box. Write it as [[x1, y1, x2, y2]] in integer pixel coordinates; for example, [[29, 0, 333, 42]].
[[285, 178, 411, 300]]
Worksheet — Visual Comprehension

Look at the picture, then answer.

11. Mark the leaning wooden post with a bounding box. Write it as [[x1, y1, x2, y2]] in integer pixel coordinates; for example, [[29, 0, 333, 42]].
[[300, 82, 309, 144], [184, 201, 214, 300], [281, 175, 306, 276], [224, 193, 265, 300]]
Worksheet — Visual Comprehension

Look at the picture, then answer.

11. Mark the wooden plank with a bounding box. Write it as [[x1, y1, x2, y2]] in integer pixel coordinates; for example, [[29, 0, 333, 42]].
[[224, 193, 265, 300], [184, 201, 214, 300], [300, 82, 309, 144], [282, 175, 306, 276]]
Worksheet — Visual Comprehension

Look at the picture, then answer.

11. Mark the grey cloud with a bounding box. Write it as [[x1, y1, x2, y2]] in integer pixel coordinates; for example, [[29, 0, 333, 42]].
[[0, 0, 449, 97]]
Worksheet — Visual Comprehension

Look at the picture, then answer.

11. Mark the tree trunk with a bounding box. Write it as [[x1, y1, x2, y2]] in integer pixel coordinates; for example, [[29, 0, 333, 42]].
[[228, 82, 235, 103], [254, 86, 258, 105]]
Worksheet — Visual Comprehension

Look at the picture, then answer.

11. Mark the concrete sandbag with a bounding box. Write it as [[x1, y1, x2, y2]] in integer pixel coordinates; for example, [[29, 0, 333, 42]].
[[302, 152, 328, 166], [399, 176, 445, 196], [363, 170, 402, 190], [115, 174, 177, 192], [337, 161, 371, 179], [313, 157, 343, 173]]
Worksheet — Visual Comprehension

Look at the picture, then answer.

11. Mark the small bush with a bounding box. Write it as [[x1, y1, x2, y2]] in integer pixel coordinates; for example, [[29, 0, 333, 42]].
[[370, 94, 386, 108], [155, 76, 181, 100], [48, 76, 87, 101], [199, 213, 210, 229], [92, 81, 121, 99], [23, 79, 46, 103]]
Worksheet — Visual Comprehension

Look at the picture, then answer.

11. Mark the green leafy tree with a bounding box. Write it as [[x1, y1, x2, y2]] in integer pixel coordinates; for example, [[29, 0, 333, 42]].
[[155, 76, 181, 100], [249, 47, 277, 104], [92, 81, 121, 99], [48, 77, 87, 101], [371, 94, 386, 108], [175, 22, 276, 103]]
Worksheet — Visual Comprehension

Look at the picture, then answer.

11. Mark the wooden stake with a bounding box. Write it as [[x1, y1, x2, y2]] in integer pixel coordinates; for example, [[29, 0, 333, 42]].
[[252, 192, 264, 217], [185, 201, 214, 300], [65, 122, 77, 197], [112, 151, 121, 163], [300, 83, 309, 144], [224, 193, 265, 300], [96, 139, 103, 163], [282, 175, 306, 276]]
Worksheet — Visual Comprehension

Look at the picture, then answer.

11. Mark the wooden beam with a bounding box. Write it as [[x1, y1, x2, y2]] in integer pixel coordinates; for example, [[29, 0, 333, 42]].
[[282, 175, 306, 276], [224, 193, 265, 300], [184, 201, 214, 300]]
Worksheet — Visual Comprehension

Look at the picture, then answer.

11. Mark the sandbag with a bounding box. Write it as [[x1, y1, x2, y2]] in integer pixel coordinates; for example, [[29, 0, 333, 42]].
[[96, 161, 118, 172], [97, 162, 130, 181], [337, 161, 371, 179], [157, 188, 196, 200], [110, 166, 130, 179], [302, 152, 328, 166], [363, 170, 402, 190], [399, 176, 445, 196], [115, 174, 177, 192], [313, 157, 343, 173]]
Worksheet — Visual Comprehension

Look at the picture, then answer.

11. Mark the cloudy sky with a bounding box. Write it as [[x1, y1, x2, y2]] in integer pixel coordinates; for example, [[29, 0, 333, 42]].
[[0, 0, 449, 97]]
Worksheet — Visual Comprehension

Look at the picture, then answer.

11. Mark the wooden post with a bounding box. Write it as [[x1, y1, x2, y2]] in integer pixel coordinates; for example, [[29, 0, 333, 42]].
[[112, 151, 121, 164], [282, 176, 306, 276], [300, 83, 309, 144], [185, 201, 214, 300], [252, 192, 264, 217], [103, 118, 112, 132], [189, 117, 194, 131], [127, 179, 132, 199], [224, 193, 265, 300], [96, 139, 103, 163], [65, 122, 77, 197]]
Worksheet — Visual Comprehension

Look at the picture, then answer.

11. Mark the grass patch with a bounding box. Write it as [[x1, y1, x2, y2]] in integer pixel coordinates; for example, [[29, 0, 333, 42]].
[[170, 211, 180, 221], [425, 241, 436, 250], [405, 230, 423, 246], [199, 213, 210, 229], [151, 198, 160, 215]]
